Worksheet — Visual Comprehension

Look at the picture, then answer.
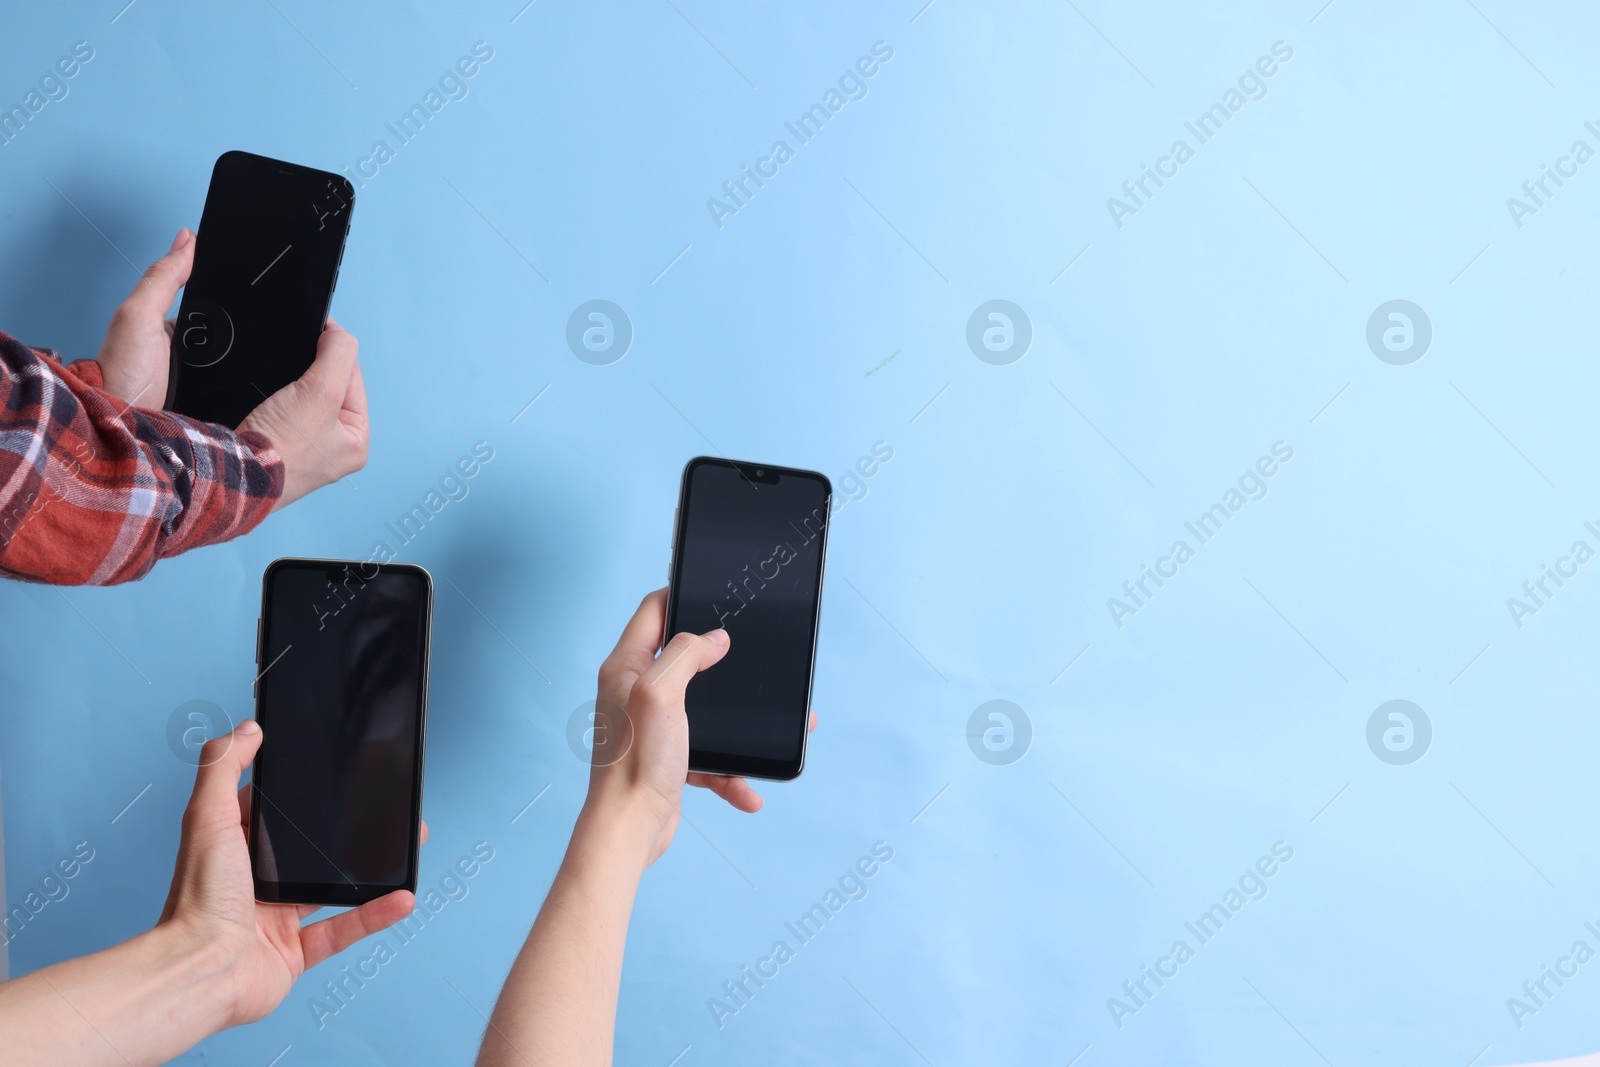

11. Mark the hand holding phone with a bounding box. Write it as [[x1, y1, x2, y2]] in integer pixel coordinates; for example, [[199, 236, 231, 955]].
[[92, 227, 197, 411], [161, 720, 426, 1027], [0, 716, 428, 1066], [237, 321, 368, 511], [95, 227, 368, 511], [585, 590, 821, 865], [153, 151, 367, 508], [589, 592, 737, 864]]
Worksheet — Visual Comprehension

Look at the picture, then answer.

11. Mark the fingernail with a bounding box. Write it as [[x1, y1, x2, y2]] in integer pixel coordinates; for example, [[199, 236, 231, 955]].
[[238, 719, 260, 735], [707, 628, 729, 647], [171, 228, 192, 251]]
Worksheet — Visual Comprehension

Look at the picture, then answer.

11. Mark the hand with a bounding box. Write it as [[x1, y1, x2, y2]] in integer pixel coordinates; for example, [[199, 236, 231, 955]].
[[94, 228, 195, 411], [586, 589, 817, 867], [156, 720, 425, 1028], [470, 590, 824, 1067], [238, 320, 369, 512]]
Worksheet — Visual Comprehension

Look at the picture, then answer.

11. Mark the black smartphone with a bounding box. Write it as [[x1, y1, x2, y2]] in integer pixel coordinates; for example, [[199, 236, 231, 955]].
[[167, 150, 353, 428], [249, 558, 431, 906], [665, 457, 831, 781]]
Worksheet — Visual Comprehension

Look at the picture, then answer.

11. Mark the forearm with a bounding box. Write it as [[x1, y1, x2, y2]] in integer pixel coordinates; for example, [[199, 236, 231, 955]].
[[0, 334, 282, 584], [477, 798, 655, 1067], [0, 924, 234, 1067]]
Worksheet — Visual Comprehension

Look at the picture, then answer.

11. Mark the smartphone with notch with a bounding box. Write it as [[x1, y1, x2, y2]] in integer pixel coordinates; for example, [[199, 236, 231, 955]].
[[167, 150, 353, 428], [664, 457, 831, 781], [249, 558, 431, 906]]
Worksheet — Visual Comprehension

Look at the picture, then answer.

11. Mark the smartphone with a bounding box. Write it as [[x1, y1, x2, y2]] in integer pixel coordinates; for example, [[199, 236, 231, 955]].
[[167, 150, 353, 428], [249, 558, 431, 906], [665, 457, 831, 781]]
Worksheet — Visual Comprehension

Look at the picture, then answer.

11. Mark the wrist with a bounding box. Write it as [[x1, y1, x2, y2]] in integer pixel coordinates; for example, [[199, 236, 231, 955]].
[[572, 788, 665, 876], [140, 920, 246, 1035], [234, 427, 288, 509]]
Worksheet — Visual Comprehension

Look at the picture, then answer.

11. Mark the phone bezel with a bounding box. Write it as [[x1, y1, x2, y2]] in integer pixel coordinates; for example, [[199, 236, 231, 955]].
[[166, 149, 355, 426], [249, 556, 432, 907], [664, 456, 831, 782]]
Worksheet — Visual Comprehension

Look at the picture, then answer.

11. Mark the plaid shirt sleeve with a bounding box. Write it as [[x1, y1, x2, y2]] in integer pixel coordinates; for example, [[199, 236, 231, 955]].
[[0, 329, 284, 585]]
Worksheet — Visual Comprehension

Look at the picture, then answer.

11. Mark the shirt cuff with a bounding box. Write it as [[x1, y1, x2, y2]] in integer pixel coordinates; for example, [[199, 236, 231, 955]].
[[63, 358, 105, 390]]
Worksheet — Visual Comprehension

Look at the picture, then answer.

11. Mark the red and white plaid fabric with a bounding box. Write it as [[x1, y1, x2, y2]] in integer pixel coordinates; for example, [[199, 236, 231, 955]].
[[0, 330, 283, 585]]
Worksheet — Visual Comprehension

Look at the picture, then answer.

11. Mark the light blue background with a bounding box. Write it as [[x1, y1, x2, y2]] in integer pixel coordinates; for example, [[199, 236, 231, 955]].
[[2, 1, 1598, 1064]]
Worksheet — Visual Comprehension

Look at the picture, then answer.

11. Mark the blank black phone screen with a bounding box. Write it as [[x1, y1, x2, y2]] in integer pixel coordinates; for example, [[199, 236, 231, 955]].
[[251, 560, 429, 905], [169, 150, 352, 428], [667, 459, 830, 780]]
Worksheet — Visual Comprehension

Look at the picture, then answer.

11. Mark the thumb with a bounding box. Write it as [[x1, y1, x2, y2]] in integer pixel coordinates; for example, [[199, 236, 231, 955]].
[[186, 720, 262, 828], [121, 228, 195, 324], [296, 321, 358, 405], [638, 629, 732, 702]]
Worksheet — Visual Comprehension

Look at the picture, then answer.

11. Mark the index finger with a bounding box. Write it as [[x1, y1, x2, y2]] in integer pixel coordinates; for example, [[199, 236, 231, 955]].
[[300, 322, 359, 405], [299, 889, 416, 971], [123, 228, 195, 320], [342, 357, 367, 419], [600, 589, 668, 684], [189, 721, 262, 823]]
